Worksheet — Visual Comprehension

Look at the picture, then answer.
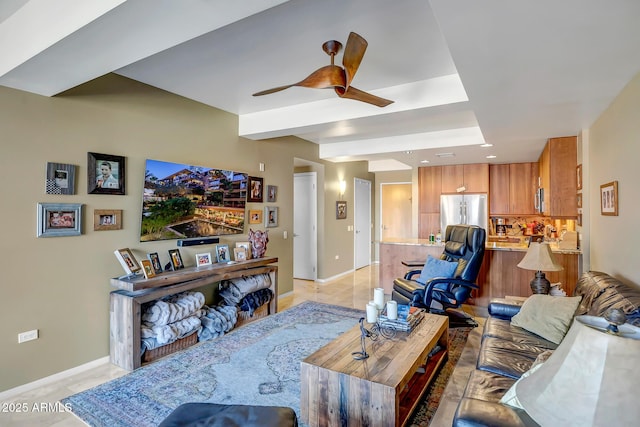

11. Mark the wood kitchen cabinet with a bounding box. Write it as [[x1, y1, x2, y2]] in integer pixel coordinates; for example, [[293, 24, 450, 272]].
[[490, 163, 539, 215], [418, 166, 442, 238], [539, 136, 577, 217], [441, 163, 489, 193]]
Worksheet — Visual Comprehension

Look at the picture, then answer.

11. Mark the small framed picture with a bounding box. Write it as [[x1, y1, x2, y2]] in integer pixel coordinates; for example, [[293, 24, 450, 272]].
[[114, 248, 141, 276], [336, 201, 347, 219], [600, 181, 618, 216], [168, 249, 184, 270], [234, 247, 247, 261], [216, 244, 230, 263], [45, 162, 77, 195], [576, 193, 582, 209], [139, 259, 155, 279], [249, 209, 263, 224], [267, 185, 277, 202], [247, 176, 264, 203], [94, 209, 122, 231], [88, 152, 125, 195], [37, 203, 82, 237], [196, 252, 212, 267], [147, 252, 163, 274], [265, 206, 278, 228], [236, 241, 251, 259]]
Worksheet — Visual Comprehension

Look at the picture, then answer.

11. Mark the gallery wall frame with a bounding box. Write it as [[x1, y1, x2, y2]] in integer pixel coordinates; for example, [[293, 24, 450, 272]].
[[267, 185, 277, 202], [88, 152, 125, 195], [247, 176, 263, 202], [265, 206, 278, 228], [37, 203, 82, 237], [45, 162, 77, 195], [600, 180, 618, 216], [336, 201, 347, 220], [576, 164, 583, 191], [94, 209, 122, 231], [249, 209, 262, 224]]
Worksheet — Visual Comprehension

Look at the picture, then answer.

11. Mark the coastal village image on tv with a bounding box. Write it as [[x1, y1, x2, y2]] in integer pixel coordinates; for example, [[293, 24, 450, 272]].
[[141, 159, 247, 242]]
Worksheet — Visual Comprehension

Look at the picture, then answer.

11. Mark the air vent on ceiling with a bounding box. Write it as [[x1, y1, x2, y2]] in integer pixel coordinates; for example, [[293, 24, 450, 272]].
[[435, 152, 455, 158]]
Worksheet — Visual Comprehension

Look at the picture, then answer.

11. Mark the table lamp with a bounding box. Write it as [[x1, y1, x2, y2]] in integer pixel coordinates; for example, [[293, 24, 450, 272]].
[[517, 242, 562, 294], [516, 310, 640, 426]]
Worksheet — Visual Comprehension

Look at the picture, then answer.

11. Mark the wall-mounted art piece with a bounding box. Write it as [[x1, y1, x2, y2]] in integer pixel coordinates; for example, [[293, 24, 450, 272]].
[[600, 180, 618, 216], [265, 206, 278, 228], [45, 162, 77, 195], [267, 185, 277, 202], [247, 176, 264, 203], [88, 152, 125, 195], [37, 203, 82, 237], [94, 209, 122, 231], [249, 209, 262, 224], [336, 201, 347, 219], [576, 164, 582, 191]]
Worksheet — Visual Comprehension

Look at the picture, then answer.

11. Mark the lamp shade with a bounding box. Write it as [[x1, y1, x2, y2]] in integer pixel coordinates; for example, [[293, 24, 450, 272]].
[[516, 315, 640, 426], [517, 242, 563, 272]]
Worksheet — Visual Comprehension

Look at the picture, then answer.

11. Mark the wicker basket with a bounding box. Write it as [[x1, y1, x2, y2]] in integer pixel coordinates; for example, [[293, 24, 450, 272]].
[[142, 332, 198, 363], [236, 303, 270, 328]]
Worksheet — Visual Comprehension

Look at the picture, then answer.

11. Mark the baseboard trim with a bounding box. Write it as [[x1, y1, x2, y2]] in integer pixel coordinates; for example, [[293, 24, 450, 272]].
[[316, 268, 356, 283], [0, 356, 110, 400]]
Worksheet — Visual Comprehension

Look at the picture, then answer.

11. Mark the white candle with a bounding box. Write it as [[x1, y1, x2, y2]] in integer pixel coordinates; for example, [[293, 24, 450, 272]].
[[373, 287, 385, 310], [366, 302, 378, 323], [386, 300, 398, 320]]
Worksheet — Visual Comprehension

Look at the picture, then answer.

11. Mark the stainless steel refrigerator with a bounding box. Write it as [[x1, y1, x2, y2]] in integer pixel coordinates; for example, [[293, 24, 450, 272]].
[[440, 194, 488, 234]]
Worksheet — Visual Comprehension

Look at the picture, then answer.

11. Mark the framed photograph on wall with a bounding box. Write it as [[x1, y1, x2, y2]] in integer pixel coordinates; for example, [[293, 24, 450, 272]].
[[88, 152, 125, 195], [195, 252, 212, 267], [94, 209, 122, 231], [336, 201, 347, 220], [265, 206, 278, 228], [576, 193, 582, 209], [249, 209, 262, 224], [267, 185, 277, 202], [247, 176, 264, 202], [45, 162, 77, 195], [37, 203, 82, 237], [600, 181, 618, 216]]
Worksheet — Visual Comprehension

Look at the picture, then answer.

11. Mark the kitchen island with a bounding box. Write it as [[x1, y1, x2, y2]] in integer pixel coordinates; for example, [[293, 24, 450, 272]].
[[379, 238, 581, 307]]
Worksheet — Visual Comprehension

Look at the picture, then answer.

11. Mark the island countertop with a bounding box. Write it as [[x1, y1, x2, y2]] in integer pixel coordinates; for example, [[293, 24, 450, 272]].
[[379, 238, 581, 255]]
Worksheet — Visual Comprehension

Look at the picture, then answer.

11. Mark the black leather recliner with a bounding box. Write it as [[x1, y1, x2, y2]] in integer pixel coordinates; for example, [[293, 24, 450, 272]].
[[392, 224, 486, 327]]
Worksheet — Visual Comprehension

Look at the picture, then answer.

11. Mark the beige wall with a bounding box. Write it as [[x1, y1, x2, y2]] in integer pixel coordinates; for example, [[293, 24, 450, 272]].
[[0, 75, 371, 392], [588, 71, 640, 286]]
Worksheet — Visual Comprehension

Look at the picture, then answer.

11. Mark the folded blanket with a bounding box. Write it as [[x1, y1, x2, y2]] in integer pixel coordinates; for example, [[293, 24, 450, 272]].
[[219, 274, 271, 306], [199, 305, 238, 342], [142, 291, 205, 326], [140, 314, 202, 353], [238, 288, 273, 316]]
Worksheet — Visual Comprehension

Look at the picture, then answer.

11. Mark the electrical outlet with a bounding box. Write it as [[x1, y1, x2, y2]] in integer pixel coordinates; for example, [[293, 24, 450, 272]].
[[18, 329, 38, 343]]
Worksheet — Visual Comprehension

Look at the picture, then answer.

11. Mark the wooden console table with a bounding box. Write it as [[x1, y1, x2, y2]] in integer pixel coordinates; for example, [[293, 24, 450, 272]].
[[301, 314, 448, 427], [109, 257, 278, 370]]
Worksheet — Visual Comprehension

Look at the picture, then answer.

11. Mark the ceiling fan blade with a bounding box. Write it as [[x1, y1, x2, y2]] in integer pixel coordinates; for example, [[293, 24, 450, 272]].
[[253, 65, 346, 97], [335, 86, 394, 107], [342, 32, 368, 87]]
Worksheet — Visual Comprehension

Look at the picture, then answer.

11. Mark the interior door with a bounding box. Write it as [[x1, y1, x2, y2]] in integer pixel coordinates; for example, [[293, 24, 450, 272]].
[[381, 183, 412, 240], [354, 178, 371, 270], [293, 172, 317, 280]]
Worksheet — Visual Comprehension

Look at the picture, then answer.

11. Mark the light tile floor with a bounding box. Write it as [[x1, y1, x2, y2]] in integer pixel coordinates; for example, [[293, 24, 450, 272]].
[[0, 264, 485, 426]]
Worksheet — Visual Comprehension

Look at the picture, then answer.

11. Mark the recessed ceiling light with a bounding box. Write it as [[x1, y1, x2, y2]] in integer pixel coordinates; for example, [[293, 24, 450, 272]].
[[420, 160, 430, 164], [486, 155, 497, 159], [435, 152, 455, 158], [404, 150, 413, 154], [480, 143, 493, 148]]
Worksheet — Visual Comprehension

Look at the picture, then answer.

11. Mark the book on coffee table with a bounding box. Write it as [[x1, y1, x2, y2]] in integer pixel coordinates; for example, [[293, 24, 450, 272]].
[[378, 304, 425, 331]]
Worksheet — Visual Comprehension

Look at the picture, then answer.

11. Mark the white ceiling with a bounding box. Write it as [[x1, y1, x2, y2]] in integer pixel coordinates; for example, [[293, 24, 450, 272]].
[[2, 0, 640, 171]]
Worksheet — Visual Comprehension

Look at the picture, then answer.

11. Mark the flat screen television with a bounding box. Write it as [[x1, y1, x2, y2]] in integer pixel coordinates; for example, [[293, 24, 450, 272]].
[[140, 159, 247, 242]]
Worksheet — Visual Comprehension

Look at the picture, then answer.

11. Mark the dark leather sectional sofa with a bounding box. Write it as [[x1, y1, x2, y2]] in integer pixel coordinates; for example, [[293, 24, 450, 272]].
[[453, 271, 640, 427]]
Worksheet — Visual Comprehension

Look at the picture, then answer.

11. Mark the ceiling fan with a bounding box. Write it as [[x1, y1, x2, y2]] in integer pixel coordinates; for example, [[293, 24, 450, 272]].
[[252, 32, 394, 107]]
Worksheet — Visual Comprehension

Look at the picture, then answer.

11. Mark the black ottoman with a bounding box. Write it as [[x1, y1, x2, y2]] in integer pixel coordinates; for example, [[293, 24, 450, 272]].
[[159, 403, 298, 427]]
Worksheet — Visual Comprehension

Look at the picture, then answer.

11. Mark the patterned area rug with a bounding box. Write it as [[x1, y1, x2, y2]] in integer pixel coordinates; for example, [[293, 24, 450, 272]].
[[62, 301, 470, 426]]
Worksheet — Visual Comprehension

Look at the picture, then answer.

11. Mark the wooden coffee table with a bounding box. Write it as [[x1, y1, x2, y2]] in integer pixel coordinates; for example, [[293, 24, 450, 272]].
[[300, 313, 449, 427]]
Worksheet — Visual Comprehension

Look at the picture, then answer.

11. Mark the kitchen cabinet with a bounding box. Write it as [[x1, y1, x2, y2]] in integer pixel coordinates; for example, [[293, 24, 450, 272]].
[[490, 163, 539, 215], [418, 166, 442, 238], [539, 136, 577, 217], [441, 164, 489, 194]]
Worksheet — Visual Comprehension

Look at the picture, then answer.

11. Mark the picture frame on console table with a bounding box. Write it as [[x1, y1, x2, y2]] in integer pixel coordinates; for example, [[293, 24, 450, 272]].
[[600, 180, 618, 216], [168, 249, 184, 270], [88, 152, 125, 195], [37, 202, 82, 237], [114, 248, 141, 276], [196, 252, 212, 267]]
